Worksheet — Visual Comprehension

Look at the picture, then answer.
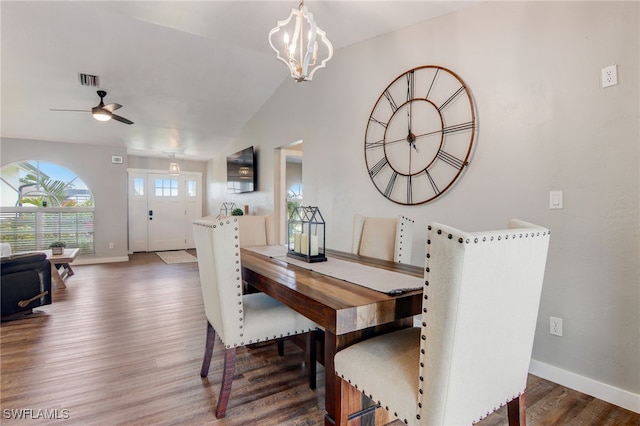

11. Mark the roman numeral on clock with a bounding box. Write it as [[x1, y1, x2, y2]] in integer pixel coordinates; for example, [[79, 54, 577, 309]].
[[425, 68, 439, 100], [365, 139, 385, 150], [383, 90, 398, 112], [368, 157, 389, 178], [406, 71, 414, 101], [436, 150, 465, 170], [369, 116, 388, 129], [384, 171, 398, 198], [438, 86, 465, 111], [425, 170, 440, 195], [442, 121, 474, 134]]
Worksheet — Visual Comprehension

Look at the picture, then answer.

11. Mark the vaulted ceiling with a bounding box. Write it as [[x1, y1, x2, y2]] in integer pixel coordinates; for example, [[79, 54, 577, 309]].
[[1, 1, 474, 160]]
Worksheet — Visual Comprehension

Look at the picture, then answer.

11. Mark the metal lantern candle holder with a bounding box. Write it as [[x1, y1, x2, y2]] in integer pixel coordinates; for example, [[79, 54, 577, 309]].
[[287, 206, 327, 263], [218, 202, 237, 218]]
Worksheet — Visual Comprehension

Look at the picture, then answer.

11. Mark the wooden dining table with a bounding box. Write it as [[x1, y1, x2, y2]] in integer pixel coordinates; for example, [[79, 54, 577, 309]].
[[241, 247, 423, 426]]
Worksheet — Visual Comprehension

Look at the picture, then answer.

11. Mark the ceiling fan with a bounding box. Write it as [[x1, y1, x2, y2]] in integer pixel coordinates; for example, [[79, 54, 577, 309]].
[[51, 90, 133, 125]]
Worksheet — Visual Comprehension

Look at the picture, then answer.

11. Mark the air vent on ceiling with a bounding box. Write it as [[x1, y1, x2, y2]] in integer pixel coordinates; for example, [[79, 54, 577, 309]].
[[78, 73, 100, 87]]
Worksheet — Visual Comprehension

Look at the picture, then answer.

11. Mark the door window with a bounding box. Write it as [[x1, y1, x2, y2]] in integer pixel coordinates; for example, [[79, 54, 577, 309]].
[[154, 179, 179, 197]]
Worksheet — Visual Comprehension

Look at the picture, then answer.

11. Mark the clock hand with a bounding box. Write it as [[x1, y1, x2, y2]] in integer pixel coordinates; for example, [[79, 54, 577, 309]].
[[409, 140, 412, 174], [413, 128, 444, 140], [407, 132, 419, 153], [407, 101, 412, 135], [384, 136, 411, 146]]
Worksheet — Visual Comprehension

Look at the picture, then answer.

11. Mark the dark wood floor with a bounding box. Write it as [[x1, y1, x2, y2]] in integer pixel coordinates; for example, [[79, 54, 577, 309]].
[[1, 252, 638, 425]]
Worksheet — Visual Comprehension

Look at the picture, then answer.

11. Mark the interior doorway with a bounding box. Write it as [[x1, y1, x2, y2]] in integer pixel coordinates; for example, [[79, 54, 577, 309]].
[[128, 170, 202, 252]]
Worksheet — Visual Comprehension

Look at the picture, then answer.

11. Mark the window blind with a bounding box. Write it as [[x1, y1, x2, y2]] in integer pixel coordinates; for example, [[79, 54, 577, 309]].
[[0, 208, 94, 254]]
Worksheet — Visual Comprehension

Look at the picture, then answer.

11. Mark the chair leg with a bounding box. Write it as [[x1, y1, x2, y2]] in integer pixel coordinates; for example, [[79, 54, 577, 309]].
[[507, 392, 526, 426], [200, 321, 216, 377], [215, 347, 237, 418], [306, 330, 317, 390]]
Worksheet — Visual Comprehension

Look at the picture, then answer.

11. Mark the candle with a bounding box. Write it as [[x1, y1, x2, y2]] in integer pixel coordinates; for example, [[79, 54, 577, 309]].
[[294, 232, 301, 253], [310, 234, 319, 256], [300, 233, 319, 256]]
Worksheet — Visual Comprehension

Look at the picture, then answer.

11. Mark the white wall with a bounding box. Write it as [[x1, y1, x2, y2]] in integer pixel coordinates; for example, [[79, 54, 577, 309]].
[[207, 1, 639, 409]]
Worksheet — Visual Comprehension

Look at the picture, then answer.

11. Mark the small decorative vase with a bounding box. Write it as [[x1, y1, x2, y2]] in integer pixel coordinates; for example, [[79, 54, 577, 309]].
[[52, 247, 64, 255]]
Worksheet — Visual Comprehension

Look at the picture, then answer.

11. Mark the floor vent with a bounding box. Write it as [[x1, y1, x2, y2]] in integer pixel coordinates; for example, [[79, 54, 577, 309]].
[[78, 73, 100, 87]]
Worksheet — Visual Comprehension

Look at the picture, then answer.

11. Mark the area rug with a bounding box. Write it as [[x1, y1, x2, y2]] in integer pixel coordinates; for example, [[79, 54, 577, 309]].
[[155, 250, 197, 264]]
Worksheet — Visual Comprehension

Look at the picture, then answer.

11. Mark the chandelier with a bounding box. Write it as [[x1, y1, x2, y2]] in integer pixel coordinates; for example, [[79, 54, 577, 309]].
[[268, 0, 333, 82]]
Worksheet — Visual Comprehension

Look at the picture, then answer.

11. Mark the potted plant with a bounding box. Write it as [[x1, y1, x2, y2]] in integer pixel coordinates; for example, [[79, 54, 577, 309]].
[[49, 241, 66, 255], [231, 208, 244, 216]]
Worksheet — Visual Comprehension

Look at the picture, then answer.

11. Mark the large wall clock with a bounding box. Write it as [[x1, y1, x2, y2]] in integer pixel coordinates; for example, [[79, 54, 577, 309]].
[[364, 65, 476, 205]]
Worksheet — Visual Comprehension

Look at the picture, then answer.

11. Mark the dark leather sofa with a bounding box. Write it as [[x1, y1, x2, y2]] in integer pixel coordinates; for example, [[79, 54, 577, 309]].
[[1, 252, 52, 320]]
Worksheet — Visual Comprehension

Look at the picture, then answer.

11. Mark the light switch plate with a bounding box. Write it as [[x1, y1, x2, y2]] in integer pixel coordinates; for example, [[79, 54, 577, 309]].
[[549, 190, 563, 209]]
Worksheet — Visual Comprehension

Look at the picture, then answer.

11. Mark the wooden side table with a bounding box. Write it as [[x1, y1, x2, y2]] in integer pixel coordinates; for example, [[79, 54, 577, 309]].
[[42, 248, 80, 289]]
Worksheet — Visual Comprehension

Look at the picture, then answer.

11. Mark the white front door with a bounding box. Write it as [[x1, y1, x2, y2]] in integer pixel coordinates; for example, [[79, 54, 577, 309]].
[[128, 170, 203, 253], [147, 174, 187, 251]]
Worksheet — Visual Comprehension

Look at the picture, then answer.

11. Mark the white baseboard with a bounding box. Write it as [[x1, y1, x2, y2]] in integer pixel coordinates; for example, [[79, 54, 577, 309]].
[[73, 256, 129, 265], [529, 359, 640, 414]]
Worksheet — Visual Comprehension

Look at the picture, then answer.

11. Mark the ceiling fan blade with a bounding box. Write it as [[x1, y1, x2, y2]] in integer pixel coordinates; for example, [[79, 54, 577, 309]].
[[50, 109, 90, 112], [103, 103, 122, 113], [111, 114, 134, 125]]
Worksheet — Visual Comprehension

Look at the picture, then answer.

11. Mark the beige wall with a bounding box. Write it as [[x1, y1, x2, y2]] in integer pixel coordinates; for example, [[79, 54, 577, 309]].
[[208, 1, 639, 408]]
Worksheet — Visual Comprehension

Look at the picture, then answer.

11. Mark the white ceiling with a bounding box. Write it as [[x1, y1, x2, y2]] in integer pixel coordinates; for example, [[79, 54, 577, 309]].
[[1, 1, 475, 161]]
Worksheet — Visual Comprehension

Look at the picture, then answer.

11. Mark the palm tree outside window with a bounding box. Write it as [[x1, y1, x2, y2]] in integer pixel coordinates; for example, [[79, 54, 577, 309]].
[[0, 161, 95, 254]]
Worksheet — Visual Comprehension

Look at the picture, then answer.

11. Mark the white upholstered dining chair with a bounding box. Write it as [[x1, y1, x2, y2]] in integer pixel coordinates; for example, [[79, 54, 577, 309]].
[[335, 219, 551, 425], [236, 215, 276, 247], [236, 214, 297, 355], [351, 214, 414, 264], [193, 218, 318, 418]]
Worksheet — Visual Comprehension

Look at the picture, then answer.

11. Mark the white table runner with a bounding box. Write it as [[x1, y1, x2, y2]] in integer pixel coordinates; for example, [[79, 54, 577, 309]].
[[245, 245, 422, 295]]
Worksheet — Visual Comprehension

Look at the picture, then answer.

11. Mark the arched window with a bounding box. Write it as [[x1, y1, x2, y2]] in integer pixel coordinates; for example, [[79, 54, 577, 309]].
[[0, 161, 94, 254], [287, 183, 303, 218]]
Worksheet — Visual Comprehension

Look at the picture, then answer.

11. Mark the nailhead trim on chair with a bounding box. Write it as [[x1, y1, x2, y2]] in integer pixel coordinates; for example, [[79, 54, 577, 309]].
[[194, 218, 317, 351], [397, 216, 415, 263], [471, 390, 526, 424], [417, 225, 550, 423]]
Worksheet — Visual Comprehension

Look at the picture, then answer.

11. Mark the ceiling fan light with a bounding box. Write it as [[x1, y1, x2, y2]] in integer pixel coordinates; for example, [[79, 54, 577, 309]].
[[92, 107, 112, 122]]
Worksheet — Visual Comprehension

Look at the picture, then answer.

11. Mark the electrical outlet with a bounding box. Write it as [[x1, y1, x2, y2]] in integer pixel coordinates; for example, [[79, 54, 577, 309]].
[[108, 242, 114, 249], [550, 316, 563, 337], [601, 65, 618, 88]]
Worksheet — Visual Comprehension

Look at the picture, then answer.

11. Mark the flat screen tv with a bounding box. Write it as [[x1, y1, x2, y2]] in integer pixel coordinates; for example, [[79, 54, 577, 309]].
[[227, 146, 256, 193]]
